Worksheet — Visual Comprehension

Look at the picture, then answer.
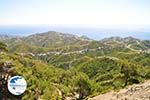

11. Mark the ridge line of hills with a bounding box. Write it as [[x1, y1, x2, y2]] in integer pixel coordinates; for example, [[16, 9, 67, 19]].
[[0, 31, 150, 54]]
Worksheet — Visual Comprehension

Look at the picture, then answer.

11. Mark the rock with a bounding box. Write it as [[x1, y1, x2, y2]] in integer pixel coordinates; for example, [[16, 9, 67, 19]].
[[89, 80, 150, 100]]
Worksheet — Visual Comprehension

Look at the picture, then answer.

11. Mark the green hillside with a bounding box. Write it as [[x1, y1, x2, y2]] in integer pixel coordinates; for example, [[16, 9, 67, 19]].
[[0, 32, 150, 100]]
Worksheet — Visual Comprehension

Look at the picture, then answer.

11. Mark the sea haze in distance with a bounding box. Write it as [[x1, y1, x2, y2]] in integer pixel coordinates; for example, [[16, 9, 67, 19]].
[[0, 24, 150, 40]]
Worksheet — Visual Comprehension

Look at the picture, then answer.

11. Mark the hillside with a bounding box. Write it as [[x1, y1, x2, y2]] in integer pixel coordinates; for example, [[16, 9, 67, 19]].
[[2, 31, 91, 53], [0, 31, 150, 100], [89, 80, 150, 100]]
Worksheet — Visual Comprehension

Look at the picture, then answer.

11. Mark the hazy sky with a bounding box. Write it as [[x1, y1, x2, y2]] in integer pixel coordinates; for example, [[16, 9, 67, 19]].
[[0, 0, 150, 25]]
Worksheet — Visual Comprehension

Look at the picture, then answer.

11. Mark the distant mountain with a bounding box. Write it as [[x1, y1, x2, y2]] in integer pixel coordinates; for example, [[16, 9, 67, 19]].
[[0, 34, 14, 40], [101, 36, 150, 51], [21, 31, 90, 47], [0, 31, 91, 53], [0, 31, 149, 54]]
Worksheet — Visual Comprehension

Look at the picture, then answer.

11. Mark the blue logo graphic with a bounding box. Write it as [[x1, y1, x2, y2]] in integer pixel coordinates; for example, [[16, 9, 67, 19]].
[[8, 76, 27, 95]]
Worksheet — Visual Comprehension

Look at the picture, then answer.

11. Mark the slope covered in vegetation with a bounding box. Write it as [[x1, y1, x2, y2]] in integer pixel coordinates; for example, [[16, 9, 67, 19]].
[[0, 32, 150, 100]]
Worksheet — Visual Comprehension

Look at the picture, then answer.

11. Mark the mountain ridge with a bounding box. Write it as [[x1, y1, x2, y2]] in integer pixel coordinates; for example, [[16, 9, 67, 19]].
[[0, 31, 149, 54]]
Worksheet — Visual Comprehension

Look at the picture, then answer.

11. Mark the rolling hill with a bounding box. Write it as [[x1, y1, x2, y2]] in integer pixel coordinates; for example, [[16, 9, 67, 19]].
[[0, 31, 150, 100]]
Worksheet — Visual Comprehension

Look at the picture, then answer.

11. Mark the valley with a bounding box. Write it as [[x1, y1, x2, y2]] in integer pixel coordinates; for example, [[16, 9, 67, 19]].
[[0, 31, 150, 100]]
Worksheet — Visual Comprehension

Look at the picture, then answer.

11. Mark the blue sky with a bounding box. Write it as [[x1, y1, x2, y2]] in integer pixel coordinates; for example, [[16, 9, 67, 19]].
[[0, 0, 150, 25]]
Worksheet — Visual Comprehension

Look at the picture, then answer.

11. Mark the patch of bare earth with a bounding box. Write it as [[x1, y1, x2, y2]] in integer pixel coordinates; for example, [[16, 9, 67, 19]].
[[89, 80, 150, 100]]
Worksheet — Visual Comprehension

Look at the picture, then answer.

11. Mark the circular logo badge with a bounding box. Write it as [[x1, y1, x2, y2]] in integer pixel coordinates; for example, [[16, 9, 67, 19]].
[[8, 76, 27, 95]]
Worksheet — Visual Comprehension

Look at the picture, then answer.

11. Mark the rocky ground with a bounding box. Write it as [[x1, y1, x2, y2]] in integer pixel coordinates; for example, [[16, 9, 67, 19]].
[[89, 80, 150, 100]]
